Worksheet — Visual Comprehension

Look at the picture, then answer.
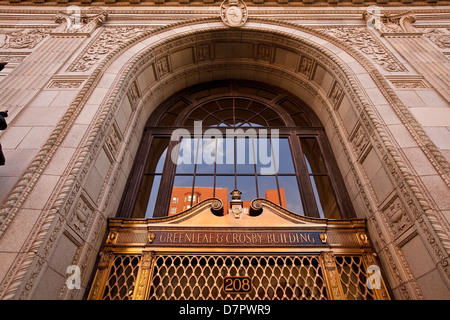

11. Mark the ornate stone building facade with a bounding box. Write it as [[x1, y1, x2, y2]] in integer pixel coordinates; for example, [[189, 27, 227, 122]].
[[0, 1, 449, 300]]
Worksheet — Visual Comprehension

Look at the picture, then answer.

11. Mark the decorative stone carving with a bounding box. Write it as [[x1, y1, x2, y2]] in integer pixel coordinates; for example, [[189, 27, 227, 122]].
[[350, 123, 371, 161], [54, 11, 108, 35], [0, 29, 48, 49], [390, 80, 427, 89], [328, 80, 345, 107], [220, 0, 248, 28], [320, 27, 407, 72], [422, 28, 450, 49], [196, 44, 211, 62], [48, 80, 84, 89], [127, 80, 141, 107], [0, 54, 28, 63], [104, 122, 122, 161], [298, 55, 315, 78], [363, 11, 419, 35], [155, 57, 170, 79], [71, 195, 95, 239], [67, 26, 150, 72], [382, 196, 412, 238], [257, 44, 271, 62]]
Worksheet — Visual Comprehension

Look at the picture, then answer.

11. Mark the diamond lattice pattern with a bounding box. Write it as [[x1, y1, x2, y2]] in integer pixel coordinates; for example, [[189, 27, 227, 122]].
[[148, 254, 328, 300]]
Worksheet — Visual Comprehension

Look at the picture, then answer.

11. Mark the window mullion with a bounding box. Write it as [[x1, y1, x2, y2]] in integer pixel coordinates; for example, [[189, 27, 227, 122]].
[[292, 134, 321, 218], [153, 139, 178, 217]]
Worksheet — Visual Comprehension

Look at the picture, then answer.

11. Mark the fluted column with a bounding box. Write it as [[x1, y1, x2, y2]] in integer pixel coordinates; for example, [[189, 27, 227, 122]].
[[385, 35, 450, 102], [364, 10, 450, 103], [0, 35, 86, 121]]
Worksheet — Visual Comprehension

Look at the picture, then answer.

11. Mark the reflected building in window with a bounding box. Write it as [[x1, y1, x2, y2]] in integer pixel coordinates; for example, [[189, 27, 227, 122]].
[[167, 186, 286, 216]]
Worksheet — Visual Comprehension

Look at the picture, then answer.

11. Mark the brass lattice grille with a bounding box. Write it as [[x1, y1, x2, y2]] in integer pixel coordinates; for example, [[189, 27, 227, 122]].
[[102, 255, 141, 300], [148, 254, 328, 300], [335, 256, 375, 300]]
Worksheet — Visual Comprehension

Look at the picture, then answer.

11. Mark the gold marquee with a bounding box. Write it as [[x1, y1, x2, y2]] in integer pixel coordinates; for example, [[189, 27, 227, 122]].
[[88, 197, 390, 300]]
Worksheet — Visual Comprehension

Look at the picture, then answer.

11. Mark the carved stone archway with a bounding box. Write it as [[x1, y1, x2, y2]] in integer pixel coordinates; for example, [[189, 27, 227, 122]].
[[0, 18, 448, 300]]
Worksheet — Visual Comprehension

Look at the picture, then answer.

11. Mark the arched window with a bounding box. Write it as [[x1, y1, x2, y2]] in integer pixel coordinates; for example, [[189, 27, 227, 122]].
[[118, 80, 355, 220]]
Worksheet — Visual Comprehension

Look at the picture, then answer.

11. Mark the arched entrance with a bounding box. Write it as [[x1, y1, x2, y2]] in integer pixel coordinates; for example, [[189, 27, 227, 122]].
[[2, 18, 447, 300], [119, 79, 355, 221], [87, 79, 392, 300]]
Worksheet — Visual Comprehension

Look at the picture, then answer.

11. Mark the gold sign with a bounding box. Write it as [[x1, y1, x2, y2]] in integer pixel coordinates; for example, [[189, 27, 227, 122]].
[[148, 230, 326, 247], [223, 277, 252, 294]]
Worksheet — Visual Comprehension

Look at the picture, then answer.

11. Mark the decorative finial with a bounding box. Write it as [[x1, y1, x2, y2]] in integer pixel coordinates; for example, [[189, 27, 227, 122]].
[[230, 189, 242, 201]]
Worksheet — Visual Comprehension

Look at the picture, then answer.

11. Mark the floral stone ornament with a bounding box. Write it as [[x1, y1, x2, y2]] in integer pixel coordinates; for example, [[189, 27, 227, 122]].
[[220, 0, 248, 28]]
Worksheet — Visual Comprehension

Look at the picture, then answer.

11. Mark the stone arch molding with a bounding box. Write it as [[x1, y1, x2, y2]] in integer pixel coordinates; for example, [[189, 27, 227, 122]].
[[0, 17, 449, 300]]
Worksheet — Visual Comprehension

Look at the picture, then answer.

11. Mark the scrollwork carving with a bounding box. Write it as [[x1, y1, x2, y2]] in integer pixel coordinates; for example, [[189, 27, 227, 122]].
[[363, 11, 419, 35], [422, 28, 450, 49], [319, 27, 407, 72], [67, 26, 151, 72], [54, 11, 108, 35], [0, 28, 48, 49]]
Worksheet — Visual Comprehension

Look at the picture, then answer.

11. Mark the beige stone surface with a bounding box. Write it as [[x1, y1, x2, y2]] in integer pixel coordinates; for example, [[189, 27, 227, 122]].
[[0, 7, 449, 300]]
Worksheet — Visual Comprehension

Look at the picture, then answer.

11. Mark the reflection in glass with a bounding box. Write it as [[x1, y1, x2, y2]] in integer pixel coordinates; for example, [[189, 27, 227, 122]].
[[236, 137, 256, 174], [256, 138, 274, 175], [310, 176, 340, 219], [237, 176, 257, 202], [216, 138, 234, 174], [140, 175, 161, 218], [169, 175, 194, 215], [145, 138, 169, 174], [277, 176, 304, 215], [196, 138, 216, 174], [257, 175, 278, 203], [175, 138, 196, 174], [193, 176, 215, 203], [216, 175, 235, 204], [274, 138, 295, 174], [301, 138, 327, 174]]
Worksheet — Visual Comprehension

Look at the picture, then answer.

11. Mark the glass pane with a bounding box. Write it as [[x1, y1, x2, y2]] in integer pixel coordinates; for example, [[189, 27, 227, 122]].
[[193, 175, 215, 204], [236, 137, 256, 174], [144, 175, 162, 218], [145, 138, 169, 174], [196, 138, 216, 174], [277, 176, 304, 215], [189, 107, 209, 121], [234, 109, 255, 121], [175, 138, 196, 174], [216, 137, 235, 174], [259, 108, 278, 120], [235, 99, 251, 109], [301, 138, 327, 174], [273, 138, 295, 174], [247, 115, 266, 127], [236, 175, 257, 203], [203, 115, 221, 127], [167, 100, 188, 114], [267, 118, 285, 126], [257, 175, 279, 204], [217, 99, 233, 109], [256, 138, 276, 175], [158, 113, 177, 126], [279, 99, 299, 114], [310, 176, 340, 219], [170, 175, 194, 215], [133, 175, 161, 218], [215, 175, 235, 208], [247, 101, 266, 113], [292, 112, 311, 126], [215, 109, 235, 123]]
